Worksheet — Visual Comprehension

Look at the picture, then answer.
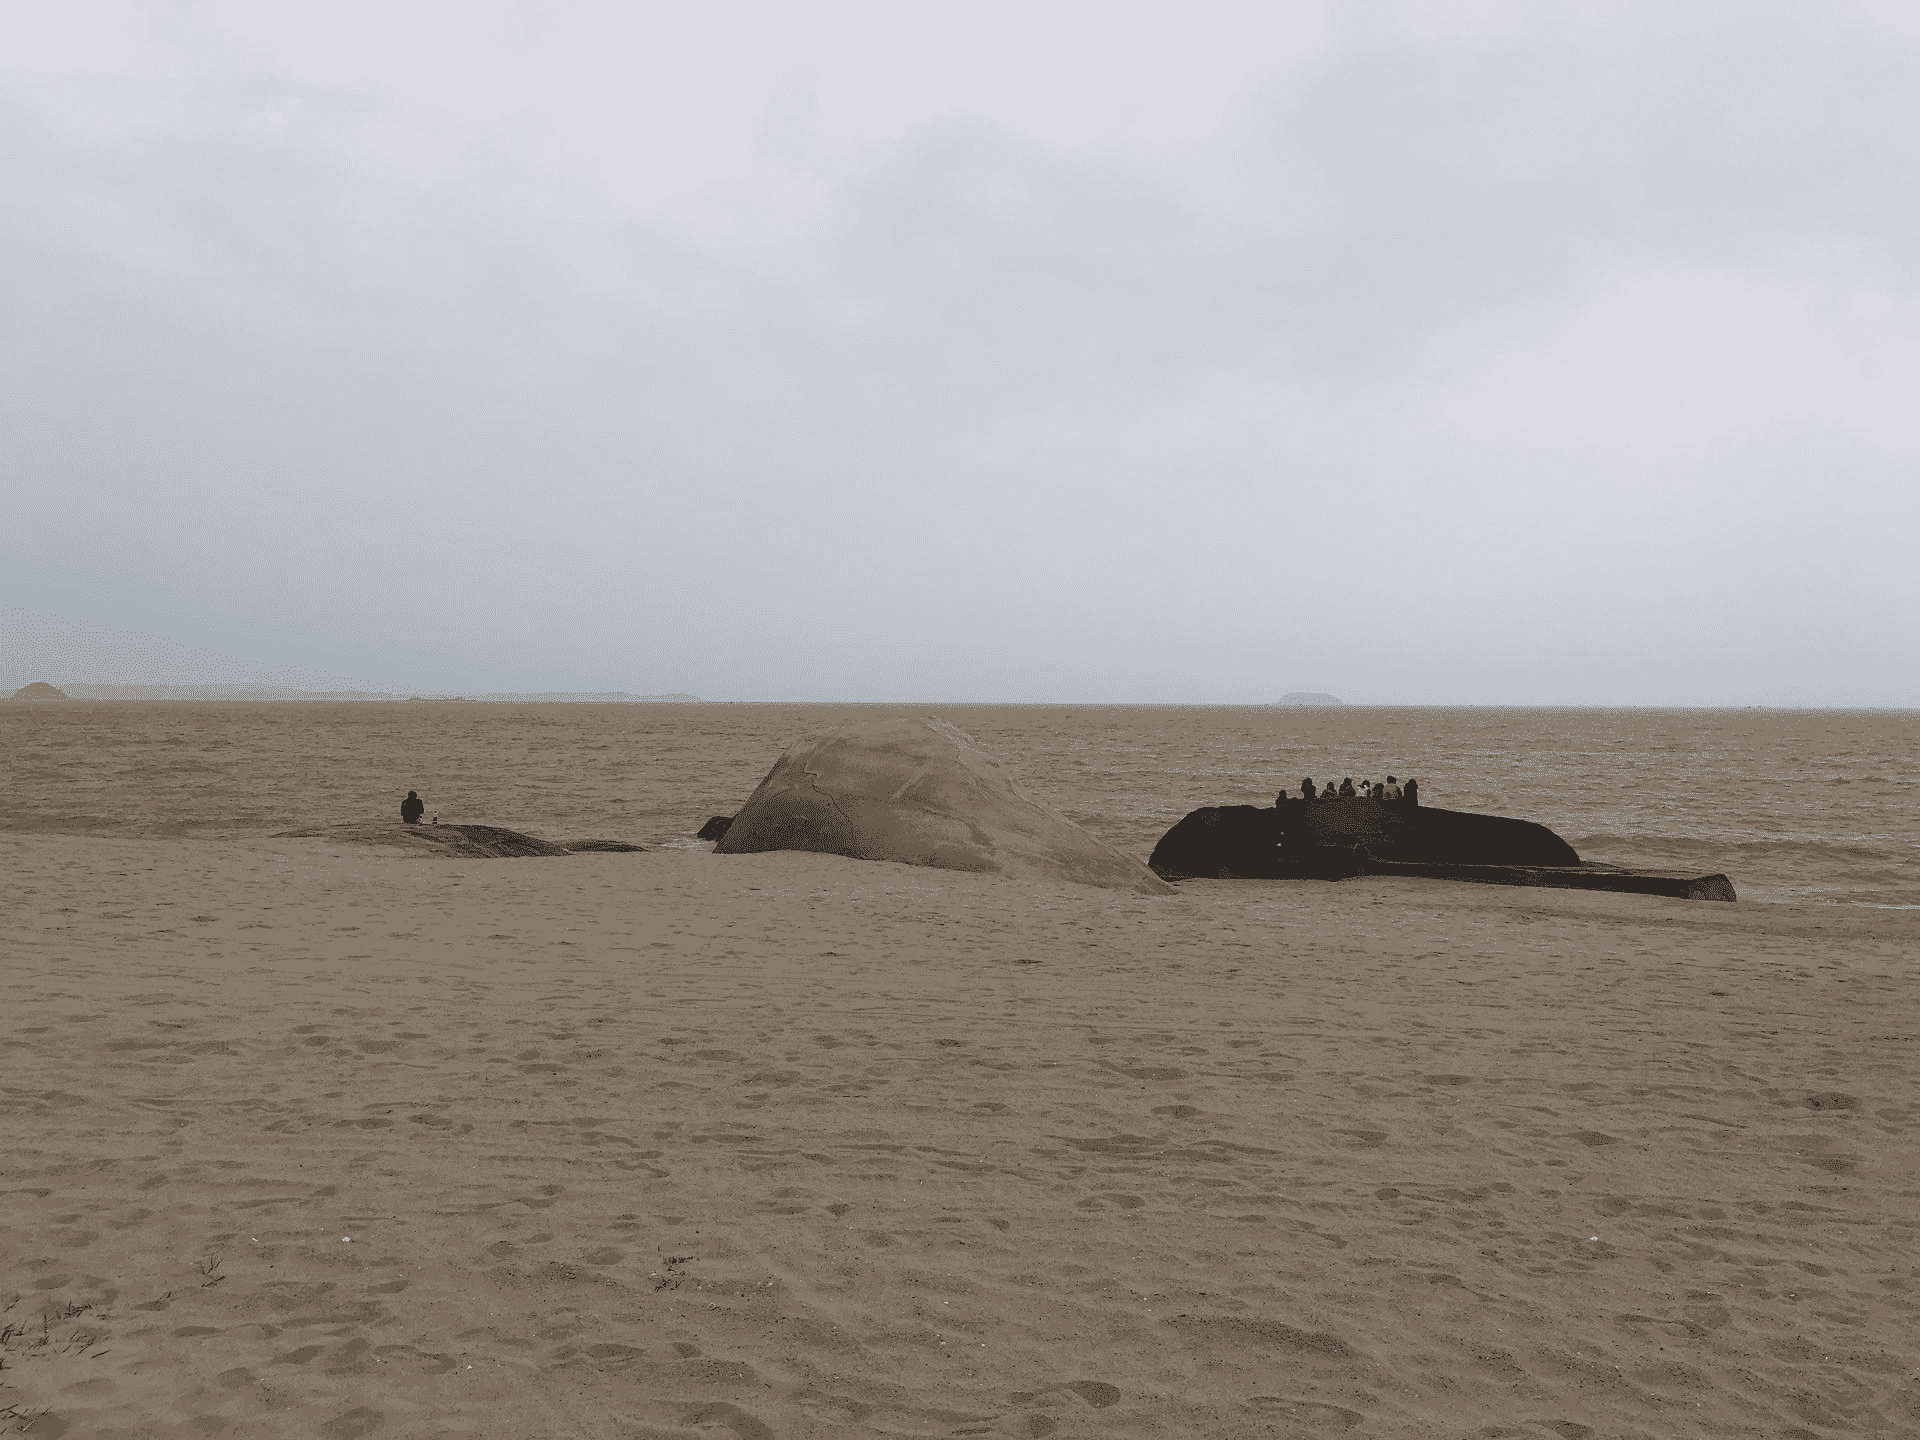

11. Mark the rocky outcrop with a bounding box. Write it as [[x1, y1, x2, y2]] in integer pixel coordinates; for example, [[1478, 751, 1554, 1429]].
[[270, 822, 573, 858], [562, 839, 647, 852], [696, 815, 734, 841], [1150, 798, 1576, 879], [1288, 799, 1579, 867], [716, 718, 1173, 895], [1147, 805, 1296, 879], [10, 682, 69, 700], [1147, 798, 1733, 899], [1363, 858, 1736, 901]]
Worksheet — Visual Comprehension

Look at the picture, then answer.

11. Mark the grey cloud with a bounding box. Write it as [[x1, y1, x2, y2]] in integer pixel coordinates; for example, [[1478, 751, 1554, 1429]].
[[4, 2, 1917, 701]]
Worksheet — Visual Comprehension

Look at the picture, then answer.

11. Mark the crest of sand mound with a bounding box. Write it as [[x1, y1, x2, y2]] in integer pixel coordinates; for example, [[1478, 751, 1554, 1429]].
[[10, 681, 70, 700], [716, 718, 1174, 894]]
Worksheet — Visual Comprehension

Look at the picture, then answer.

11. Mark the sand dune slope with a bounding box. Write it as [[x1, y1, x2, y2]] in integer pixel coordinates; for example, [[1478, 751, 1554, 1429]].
[[3, 835, 1916, 1439]]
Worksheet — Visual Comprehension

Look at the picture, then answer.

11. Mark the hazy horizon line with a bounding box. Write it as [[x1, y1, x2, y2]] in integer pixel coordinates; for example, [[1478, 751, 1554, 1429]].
[[8, 687, 1916, 713]]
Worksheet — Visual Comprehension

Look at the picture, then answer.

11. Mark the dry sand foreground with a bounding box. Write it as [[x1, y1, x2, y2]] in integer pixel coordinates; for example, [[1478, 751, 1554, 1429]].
[[3, 834, 1916, 1440]]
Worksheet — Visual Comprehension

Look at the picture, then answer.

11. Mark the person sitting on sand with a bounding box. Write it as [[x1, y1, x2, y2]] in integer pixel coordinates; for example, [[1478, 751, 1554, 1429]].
[[1275, 789, 1289, 806], [1382, 775, 1402, 801], [1339, 777, 1356, 799], [401, 790, 425, 824], [1403, 777, 1419, 806], [1301, 778, 1317, 801]]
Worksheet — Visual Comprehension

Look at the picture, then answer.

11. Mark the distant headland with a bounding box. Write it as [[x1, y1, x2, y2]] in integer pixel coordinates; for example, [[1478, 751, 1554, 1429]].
[[3, 683, 701, 702], [1273, 692, 1344, 706]]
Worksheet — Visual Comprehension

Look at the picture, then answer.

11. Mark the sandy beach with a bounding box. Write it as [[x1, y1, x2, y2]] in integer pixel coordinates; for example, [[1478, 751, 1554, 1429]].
[[4, 702, 1918, 1437], [6, 809, 1917, 1437], [11, 0, 1919, 1427]]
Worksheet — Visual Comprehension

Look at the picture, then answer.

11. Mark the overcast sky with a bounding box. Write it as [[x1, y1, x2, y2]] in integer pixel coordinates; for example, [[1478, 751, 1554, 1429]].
[[6, 0, 1917, 703]]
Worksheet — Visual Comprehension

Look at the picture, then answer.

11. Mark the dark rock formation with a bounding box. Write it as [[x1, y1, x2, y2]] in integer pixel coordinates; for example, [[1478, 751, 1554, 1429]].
[[563, 839, 647, 852], [1151, 798, 1575, 880], [1363, 858, 1735, 901], [1290, 799, 1580, 868], [270, 822, 572, 858], [1148, 797, 1733, 900], [716, 718, 1173, 895], [10, 682, 69, 700], [1147, 805, 1292, 879], [697, 815, 734, 841]]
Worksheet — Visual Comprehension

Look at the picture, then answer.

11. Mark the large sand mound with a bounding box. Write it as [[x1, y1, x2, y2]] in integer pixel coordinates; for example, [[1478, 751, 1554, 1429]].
[[269, 822, 574, 858], [9, 681, 69, 700], [716, 718, 1174, 894]]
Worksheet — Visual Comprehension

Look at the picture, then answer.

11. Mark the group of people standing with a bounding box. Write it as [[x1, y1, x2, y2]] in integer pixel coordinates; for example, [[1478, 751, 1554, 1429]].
[[1280, 775, 1418, 806]]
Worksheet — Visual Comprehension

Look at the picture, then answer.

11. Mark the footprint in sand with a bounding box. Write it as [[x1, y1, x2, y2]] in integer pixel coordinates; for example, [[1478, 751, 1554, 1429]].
[[1009, 1379, 1123, 1419], [1803, 1091, 1858, 1111], [679, 1401, 772, 1440], [1250, 1397, 1362, 1428], [318, 1407, 384, 1440], [584, 1343, 644, 1363]]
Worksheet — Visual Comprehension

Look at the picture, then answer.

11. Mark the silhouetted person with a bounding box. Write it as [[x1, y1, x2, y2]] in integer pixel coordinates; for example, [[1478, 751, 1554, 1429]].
[[1275, 789, 1289, 806], [401, 790, 425, 824], [1382, 775, 1402, 801], [1403, 778, 1419, 806], [1339, 777, 1356, 799], [1301, 778, 1317, 801]]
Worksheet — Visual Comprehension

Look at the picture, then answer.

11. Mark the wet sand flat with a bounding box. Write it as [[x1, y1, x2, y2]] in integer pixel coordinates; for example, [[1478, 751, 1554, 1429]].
[[5, 832, 1916, 1439]]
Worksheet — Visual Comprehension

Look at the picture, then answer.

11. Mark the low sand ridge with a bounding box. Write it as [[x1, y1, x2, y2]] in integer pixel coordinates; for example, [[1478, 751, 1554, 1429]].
[[3, 832, 1916, 1438]]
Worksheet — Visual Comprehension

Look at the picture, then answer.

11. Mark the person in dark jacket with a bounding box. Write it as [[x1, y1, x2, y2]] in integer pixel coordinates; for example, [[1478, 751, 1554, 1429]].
[[1300, 778, 1317, 801], [1338, 777, 1356, 799], [401, 790, 425, 824], [1403, 778, 1419, 806]]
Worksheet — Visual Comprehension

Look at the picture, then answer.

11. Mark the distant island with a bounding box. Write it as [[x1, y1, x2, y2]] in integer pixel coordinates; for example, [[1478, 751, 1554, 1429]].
[[9, 681, 70, 700], [26, 683, 404, 701], [1273, 692, 1344, 706]]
